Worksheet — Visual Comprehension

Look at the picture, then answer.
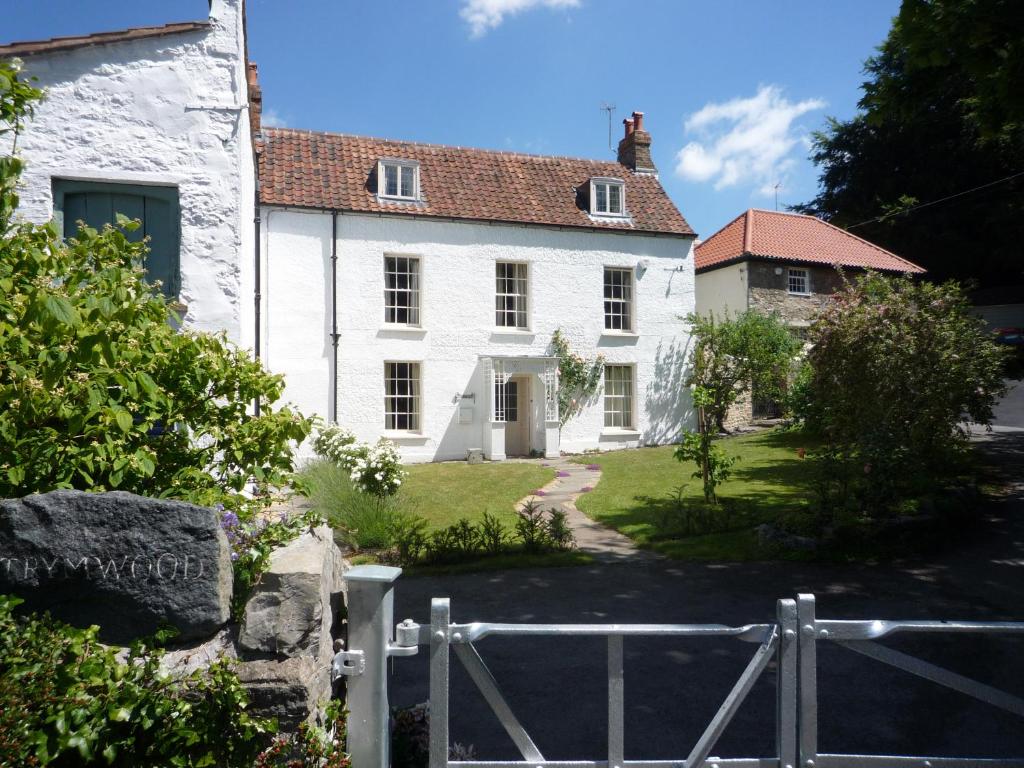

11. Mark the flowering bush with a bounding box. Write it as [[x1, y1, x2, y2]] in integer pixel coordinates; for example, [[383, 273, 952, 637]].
[[550, 329, 604, 426], [349, 439, 405, 497], [312, 422, 364, 469]]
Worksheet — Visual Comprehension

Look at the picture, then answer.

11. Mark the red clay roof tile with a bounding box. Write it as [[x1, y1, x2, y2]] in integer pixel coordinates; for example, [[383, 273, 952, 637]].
[[695, 209, 924, 273], [258, 128, 695, 237], [0, 22, 210, 57]]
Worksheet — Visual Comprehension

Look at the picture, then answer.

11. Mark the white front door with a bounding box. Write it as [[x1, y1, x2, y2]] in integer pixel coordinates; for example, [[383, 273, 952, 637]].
[[505, 375, 531, 457]]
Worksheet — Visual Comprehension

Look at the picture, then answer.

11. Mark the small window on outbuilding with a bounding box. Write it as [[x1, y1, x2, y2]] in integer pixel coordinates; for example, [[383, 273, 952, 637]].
[[787, 267, 809, 295], [377, 159, 419, 200], [53, 179, 181, 297], [590, 177, 625, 217]]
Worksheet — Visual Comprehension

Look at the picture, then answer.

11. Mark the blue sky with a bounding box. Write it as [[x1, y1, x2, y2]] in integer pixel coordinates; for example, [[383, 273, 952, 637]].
[[4, 0, 899, 238]]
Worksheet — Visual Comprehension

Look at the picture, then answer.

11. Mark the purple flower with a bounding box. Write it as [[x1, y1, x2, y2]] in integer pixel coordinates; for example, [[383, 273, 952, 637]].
[[557, 471, 570, 478], [231, 551, 239, 561], [587, 464, 601, 471], [220, 510, 240, 529], [531, 489, 547, 497], [278, 511, 289, 523]]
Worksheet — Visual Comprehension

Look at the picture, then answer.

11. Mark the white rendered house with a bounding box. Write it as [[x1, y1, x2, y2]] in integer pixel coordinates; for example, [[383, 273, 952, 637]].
[[2, 0, 258, 348], [258, 113, 698, 461]]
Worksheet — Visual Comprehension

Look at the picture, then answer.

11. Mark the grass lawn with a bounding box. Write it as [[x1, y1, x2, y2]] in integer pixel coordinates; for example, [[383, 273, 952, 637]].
[[297, 459, 588, 571], [399, 461, 556, 529], [299, 460, 555, 531], [574, 429, 820, 560]]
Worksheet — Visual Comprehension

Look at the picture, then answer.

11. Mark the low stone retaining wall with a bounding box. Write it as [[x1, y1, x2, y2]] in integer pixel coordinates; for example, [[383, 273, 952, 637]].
[[1, 490, 350, 732]]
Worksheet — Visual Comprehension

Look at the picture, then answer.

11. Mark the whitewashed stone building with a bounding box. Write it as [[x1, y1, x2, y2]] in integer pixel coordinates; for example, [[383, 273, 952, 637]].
[[2, 0, 258, 347], [258, 114, 697, 461], [4, 2, 698, 462]]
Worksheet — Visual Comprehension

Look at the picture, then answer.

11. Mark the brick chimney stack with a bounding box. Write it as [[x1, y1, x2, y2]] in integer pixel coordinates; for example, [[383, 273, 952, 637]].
[[247, 62, 262, 136], [617, 110, 656, 174]]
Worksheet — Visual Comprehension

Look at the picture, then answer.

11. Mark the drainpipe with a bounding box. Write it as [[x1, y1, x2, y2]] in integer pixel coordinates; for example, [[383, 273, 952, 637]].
[[330, 211, 339, 423], [253, 179, 262, 416]]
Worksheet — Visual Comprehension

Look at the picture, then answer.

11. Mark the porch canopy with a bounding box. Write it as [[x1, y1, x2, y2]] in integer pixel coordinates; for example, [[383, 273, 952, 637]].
[[480, 355, 559, 424]]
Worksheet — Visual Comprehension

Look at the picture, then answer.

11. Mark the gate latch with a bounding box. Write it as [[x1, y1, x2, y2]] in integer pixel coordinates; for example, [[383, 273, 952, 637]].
[[331, 648, 365, 680]]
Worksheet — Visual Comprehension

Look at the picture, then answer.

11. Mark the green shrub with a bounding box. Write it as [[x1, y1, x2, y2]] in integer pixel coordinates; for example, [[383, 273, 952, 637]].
[[545, 508, 575, 551], [385, 512, 429, 566], [804, 273, 1007, 516], [477, 511, 510, 555], [0, 594, 274, 767], [515, 500, 552, 553], [0, 61, 310, 515]]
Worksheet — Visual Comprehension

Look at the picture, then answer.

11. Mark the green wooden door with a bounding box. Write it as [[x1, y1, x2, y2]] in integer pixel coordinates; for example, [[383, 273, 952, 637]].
[[53, 180, 181, 297]]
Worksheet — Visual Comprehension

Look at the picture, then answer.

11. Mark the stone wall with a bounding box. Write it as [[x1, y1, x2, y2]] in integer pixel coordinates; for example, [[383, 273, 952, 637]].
[[1, 490, 348, 734], [747, 261, 843, 325]]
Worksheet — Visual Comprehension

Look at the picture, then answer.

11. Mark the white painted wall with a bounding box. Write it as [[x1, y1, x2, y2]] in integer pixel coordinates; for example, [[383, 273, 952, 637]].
[[13, 0, 255, 347], [695, 262, 748, 319], [263, 209, 697, 462]]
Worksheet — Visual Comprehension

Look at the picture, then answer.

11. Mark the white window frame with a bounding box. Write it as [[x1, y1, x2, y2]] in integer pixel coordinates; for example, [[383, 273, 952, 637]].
[[603, 266, 634, 332], [590, 177, 626, 217], [383, 254, 421, 326], [384, 361, 421, 432], [495, 261, 529, 330], [377, 158, 420, 201], [787, 267, 810, 296], [603, 364, 635, 430]]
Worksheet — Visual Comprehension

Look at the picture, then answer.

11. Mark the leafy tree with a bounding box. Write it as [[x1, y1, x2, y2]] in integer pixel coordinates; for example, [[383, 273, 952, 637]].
[[794, 0, 1024, 288], [0, 60, 310, 512], [677, 311, 800, 502], [803, 272, 1006, 514]]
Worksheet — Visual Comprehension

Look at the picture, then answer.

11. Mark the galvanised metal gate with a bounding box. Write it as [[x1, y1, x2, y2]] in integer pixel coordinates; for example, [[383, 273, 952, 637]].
[[336, 566, 1024, 768]]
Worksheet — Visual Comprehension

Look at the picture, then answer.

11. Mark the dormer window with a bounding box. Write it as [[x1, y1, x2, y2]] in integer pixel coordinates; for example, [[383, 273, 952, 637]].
[[590, 177, 625, 216], [378, 159, 419, 200]]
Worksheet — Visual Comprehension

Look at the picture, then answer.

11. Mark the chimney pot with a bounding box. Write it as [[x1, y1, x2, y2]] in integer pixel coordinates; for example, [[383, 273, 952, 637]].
[[617, 109, 656, 173]]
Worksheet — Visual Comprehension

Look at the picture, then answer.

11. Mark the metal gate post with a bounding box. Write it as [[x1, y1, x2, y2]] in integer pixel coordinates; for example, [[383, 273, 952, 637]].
[[777, 599, 798, 768], [430, 598, 452, 768], [796, 594, 818, 768], [342, 565, 403, 768]]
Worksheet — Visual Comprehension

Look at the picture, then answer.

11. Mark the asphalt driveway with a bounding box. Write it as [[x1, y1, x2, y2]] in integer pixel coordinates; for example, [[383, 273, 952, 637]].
[[388, 397, 1024, 761]]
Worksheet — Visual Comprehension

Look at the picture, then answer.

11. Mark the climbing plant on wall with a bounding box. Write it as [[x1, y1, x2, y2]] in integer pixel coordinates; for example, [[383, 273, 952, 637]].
[[550, 329, 604, 426]]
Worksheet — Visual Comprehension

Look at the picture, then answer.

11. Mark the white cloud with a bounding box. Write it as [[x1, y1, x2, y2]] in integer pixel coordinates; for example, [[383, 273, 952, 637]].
[[674, 85, 825, 196], [460, 0, 580, 38], [261, 108, 286, 128]]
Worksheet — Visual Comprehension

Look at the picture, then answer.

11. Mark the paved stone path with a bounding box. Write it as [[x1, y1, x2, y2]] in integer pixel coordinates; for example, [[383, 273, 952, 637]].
[[513, 456, 658, 562]]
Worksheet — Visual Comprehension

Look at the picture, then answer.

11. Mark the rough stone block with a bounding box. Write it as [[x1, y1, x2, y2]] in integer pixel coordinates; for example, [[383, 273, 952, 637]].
[[239, 524, 346, 659], [235, 656, 332, 730], [0, 490, 232, 643]]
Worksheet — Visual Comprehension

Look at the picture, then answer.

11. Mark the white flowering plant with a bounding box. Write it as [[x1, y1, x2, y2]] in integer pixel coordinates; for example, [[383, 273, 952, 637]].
[[312, 422, 365, 469], [349, 438, 405, 498]]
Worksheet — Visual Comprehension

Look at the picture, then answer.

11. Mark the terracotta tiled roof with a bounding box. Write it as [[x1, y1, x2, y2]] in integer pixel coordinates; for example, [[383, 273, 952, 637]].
[[695, 209, 925, 273], [258, 128, 695, 237], [0, 21, 210, 58]]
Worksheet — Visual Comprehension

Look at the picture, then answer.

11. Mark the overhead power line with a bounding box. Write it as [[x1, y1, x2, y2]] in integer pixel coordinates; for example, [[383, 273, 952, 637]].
[[846, 169, 1024, 230]]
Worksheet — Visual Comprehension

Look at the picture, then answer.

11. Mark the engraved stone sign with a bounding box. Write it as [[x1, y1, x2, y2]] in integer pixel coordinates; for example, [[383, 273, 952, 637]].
[[0, 490, 232, 643]]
